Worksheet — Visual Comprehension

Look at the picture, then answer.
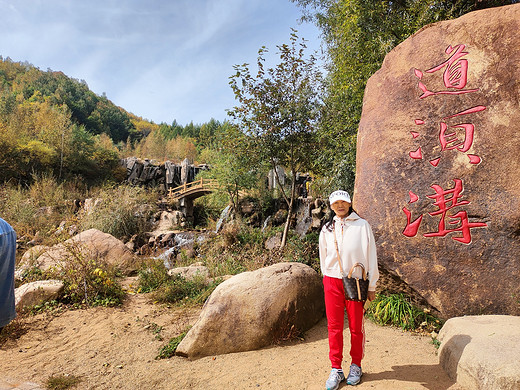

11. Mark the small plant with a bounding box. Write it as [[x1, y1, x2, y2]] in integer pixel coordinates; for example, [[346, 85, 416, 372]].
[[45, 374, 82, 390], [137, 260, 222, 305], [0, 318, 27, 347], [48, 243, 125, 307], [156, 327, 191, 359], [431, 337, 441, 349], [150, 274, 220, 305], [29, 300, 63, 315], [15, 266, 45, 286], [366, 293, 444, 332], [148, 322, 164, 341], [137, 259, 171, 293]]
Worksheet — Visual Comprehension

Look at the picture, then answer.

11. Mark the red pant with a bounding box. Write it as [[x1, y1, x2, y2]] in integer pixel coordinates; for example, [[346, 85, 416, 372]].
[[323, 276, 365, 369]]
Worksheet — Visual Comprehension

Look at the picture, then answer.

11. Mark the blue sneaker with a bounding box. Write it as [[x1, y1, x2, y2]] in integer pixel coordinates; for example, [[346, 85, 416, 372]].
[[346, 364, 362, 385], [325, 368, 345, 390]]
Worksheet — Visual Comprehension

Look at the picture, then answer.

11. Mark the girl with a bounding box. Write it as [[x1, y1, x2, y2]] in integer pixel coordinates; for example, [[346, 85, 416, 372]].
[[319, 190, 379, 388]]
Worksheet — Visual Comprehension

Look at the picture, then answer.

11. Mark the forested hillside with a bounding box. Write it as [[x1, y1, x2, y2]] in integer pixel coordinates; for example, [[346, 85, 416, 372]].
[[0, 57, 140, 183], [0, 57, 229, 185]]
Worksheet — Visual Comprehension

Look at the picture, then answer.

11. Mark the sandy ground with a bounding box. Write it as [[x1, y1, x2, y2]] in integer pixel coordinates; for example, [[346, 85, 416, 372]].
[[0, 290, 462, 390]]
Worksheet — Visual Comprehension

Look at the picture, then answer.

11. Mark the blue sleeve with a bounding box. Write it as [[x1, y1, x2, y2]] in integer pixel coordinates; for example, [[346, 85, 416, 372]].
[[0, 218, 17, 327]]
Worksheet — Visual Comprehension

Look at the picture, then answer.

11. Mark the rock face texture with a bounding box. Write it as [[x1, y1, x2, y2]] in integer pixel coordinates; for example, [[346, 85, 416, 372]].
[[438, 315, 520, 389], [176, 262, 324, 359], [120, 157, 207, 190], [354, 4, 520, 317]]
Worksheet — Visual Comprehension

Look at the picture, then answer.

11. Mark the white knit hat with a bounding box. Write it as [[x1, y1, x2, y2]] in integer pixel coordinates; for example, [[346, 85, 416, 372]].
[[329, 190, 351, 205]]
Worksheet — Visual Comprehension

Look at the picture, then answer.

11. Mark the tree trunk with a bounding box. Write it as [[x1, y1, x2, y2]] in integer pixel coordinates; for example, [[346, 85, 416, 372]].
[[280, 172, 297, 248], [272, 161, 290, 207]]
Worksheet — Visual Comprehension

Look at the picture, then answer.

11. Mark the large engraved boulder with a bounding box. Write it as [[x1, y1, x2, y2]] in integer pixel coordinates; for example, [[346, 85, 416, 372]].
[[354, 4, 520, 317], [175, 262, 324, 358]]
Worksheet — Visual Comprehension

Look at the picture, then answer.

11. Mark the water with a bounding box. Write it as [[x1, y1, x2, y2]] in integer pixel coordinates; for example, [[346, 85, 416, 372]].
[[215, 205, 232, 233], [262, 215, 272, 232], [155, 232, 205, 269]]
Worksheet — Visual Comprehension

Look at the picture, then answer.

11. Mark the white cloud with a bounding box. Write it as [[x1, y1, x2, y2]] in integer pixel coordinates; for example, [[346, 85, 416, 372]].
[[0, 0, 323, 125]]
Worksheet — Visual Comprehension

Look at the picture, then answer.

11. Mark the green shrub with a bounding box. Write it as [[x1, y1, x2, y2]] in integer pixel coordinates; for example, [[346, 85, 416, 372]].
[[150, 274, 221, 305], [48, 243, 125, 307], [137, 260, 222, 306], [284, 231, 320, 272], [236, 225, 264, 246], [137, 259, 171, 293], [78, 184, 157, 239], [365, 293, 443, 332], [156, 326, 191, 359]]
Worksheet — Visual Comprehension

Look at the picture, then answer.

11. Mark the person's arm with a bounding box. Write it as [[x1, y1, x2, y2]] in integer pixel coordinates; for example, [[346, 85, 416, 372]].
[[319, 229, 327, 275], [365, 223, 379, 295]]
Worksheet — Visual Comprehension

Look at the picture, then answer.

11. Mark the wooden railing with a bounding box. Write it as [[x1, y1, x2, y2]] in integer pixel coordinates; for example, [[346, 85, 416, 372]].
[[167, 178, 218, 200]]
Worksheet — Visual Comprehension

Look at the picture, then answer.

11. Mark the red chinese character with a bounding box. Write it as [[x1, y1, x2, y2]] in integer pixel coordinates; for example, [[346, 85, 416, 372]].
[[439, 122, 474, 152], [402, 207, 423, 237], [427, 44, 471, 89], [410, 106, 485, 166], [423, 179, 487, 244], [402, 180, 488, 243], [426, 179, 469, 215], [414, 44, 479, 99]]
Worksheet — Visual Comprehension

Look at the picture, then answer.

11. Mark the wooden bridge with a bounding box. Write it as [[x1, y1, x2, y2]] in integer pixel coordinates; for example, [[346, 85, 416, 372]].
[[167, 178, 218, 201]]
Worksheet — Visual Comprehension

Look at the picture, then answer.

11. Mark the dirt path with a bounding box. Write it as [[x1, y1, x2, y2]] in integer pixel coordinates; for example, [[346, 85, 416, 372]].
[[0, 293, 461, 390]]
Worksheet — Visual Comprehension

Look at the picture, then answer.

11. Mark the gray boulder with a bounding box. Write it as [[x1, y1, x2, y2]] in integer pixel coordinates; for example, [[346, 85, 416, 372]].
[[438, 315, 520, 389], [264, 232, 282, 251], [176, 262, 324, 358]]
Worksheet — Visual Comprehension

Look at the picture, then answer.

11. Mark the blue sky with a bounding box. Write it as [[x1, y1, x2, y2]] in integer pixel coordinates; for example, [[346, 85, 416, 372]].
[[0, 0, 323, 126]]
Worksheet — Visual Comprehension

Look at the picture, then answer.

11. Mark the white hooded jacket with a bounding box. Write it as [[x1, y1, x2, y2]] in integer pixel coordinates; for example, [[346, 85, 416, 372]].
[[319, 212, 379, 291]]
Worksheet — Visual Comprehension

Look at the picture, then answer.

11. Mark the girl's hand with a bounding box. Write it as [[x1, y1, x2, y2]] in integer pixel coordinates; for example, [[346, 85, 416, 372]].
[[367, 291, 376, 301]]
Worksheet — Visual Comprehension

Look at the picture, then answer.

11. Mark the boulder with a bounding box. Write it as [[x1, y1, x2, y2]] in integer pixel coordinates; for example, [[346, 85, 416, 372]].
[[20, 229, 138, 275], [82, 198, 103, 215], [264, 232, 282, 251], [168, 263, 210, 282], [15, 280, 64, 309], [15, 245, 51, 280], [176, 262, 324, 358], [354, 4, 520, 317], [19, 245, 50, 266], [153, 211, 182, 233], [438, 315, 520, 389]]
